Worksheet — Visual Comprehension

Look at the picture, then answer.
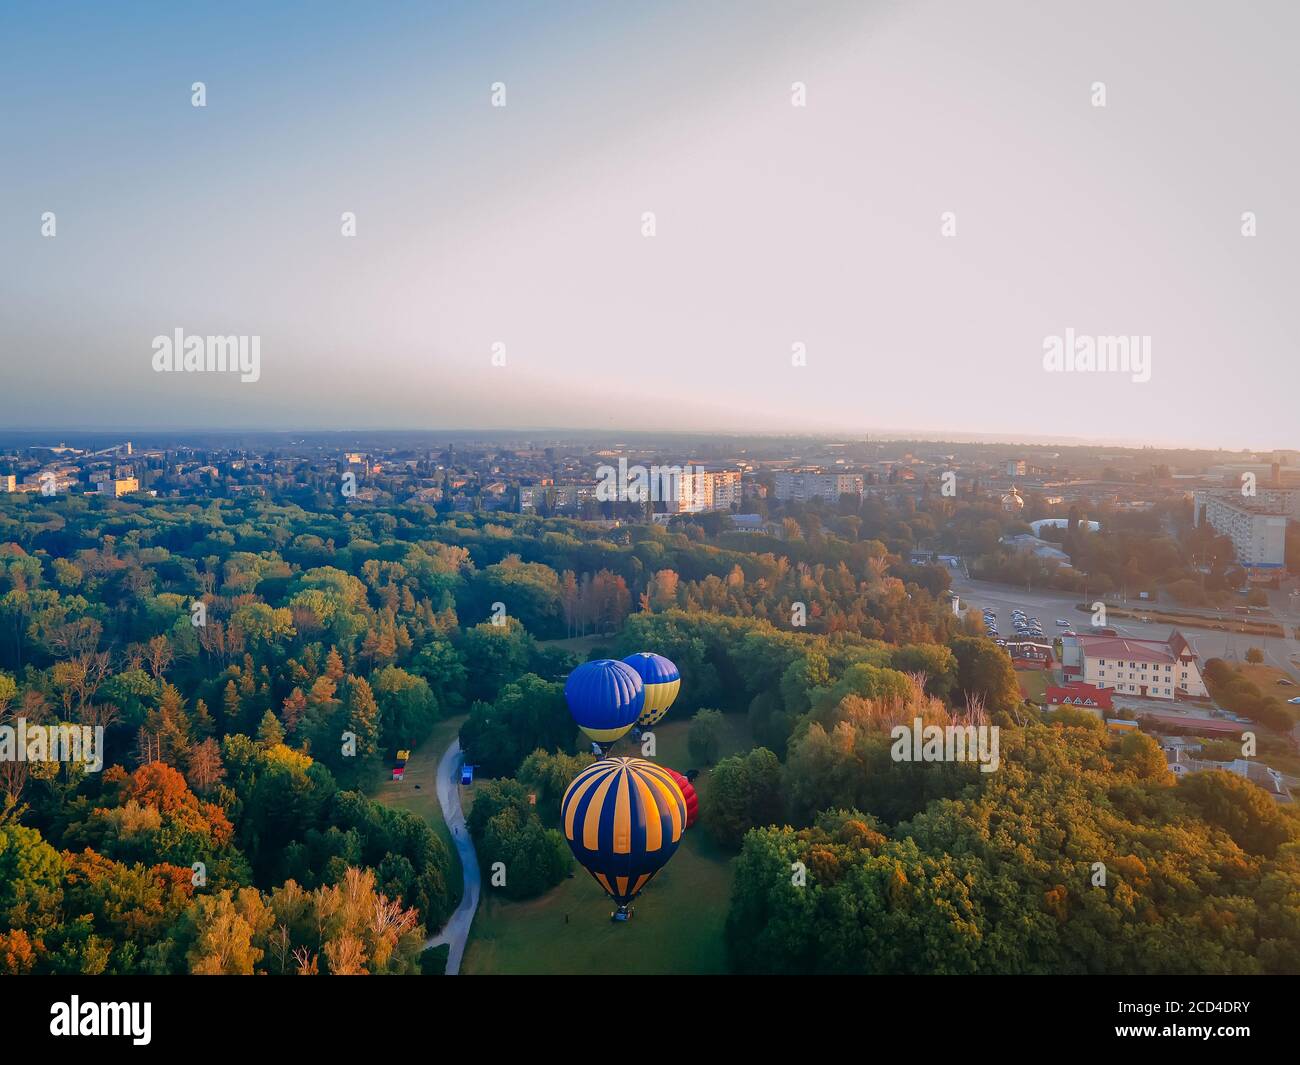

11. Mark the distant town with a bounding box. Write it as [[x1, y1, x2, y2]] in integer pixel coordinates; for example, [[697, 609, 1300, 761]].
[[3, 433, 1296, 579]]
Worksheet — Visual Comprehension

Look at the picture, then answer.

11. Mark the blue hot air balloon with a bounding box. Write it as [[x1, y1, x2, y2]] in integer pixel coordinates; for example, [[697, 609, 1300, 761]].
[[564, 659, 644, 751], [561, 757, 687, 919], [621, 652, 681, 727]]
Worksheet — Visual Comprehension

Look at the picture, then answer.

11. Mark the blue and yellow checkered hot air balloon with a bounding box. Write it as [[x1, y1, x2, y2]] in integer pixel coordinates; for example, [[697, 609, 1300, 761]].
[[621, 652, 680, 728], [561, 757, 687, 919], [564, 659, 644, 752]]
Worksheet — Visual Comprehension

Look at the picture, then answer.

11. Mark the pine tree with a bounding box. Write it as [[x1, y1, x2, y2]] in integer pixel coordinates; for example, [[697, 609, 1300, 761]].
[[344, 675, 381, 762], [325, 647, 346, 681], [257, 709, 285, 746], [192, 698, 215, 739], [280, 687, 308, 736], [222, 679, 241, 734]]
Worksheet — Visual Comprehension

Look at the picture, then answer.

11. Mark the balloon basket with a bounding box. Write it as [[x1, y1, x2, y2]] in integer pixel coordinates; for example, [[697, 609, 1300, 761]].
[[611, 905, 632, 923]]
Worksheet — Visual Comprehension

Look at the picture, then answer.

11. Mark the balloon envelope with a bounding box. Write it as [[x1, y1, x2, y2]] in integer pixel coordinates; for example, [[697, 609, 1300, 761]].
[[666, 768, 698, 828], [564, 659, 644, 744], [561, 757, 687, 906], [621, 652, 681, 727]]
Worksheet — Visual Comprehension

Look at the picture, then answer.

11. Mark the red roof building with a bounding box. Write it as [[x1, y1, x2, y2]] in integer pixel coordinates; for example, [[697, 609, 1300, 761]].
[[1077, 630, 1207, 700], [1045, 681, 1114, 713]]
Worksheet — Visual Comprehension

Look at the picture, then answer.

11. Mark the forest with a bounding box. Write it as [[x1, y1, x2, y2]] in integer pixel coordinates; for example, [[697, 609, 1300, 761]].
[[1, 489, 1297, 975]]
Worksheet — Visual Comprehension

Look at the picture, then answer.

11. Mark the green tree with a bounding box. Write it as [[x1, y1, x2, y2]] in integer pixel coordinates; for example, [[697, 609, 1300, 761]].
[[701, 747, 783, 848], [688, 709, 726, 765]]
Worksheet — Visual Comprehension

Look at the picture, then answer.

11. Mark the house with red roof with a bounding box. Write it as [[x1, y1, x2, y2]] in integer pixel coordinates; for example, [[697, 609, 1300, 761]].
[[1044, 681, 1114, 717], [1077, 630, 1206, 700]]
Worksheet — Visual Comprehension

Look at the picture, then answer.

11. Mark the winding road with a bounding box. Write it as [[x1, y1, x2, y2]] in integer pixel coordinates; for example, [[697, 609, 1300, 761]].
[[425, 738, 480, 975]]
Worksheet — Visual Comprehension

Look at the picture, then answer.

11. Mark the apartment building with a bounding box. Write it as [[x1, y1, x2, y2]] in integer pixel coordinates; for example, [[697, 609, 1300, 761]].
[[519, 483, 597, 512], [669, 470, 742, 513], [773, 470, 864, 502], [96, 477, 140, 498], [1193, 492, 1288, 569]]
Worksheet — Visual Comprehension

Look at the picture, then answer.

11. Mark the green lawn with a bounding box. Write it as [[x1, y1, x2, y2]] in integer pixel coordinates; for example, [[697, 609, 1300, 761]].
[[369, 714, 468, 904], [461, 712, 755, 975], [537, 634, 607, 658], [1018, 669, 1051, 704]]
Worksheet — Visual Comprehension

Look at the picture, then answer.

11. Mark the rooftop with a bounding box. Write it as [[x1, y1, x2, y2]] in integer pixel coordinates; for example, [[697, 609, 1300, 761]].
[[1077, 630, 1196, 664]]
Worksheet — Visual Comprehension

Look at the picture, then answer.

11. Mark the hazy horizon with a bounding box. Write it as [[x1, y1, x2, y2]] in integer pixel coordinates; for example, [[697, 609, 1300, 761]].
[[4, 0, 1297, 450]]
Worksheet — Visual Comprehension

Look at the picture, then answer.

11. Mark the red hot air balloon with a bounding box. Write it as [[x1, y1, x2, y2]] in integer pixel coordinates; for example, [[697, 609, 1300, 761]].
[[666, 768, 698, 828]]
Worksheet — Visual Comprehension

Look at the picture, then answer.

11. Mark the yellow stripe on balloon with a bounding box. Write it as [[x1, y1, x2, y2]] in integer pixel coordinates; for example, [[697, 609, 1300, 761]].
[[637, 678, 680, 725], [643, 770, 684, 842], [563, 764, 606, 841], [582, 722, 636, 743], [613, 766, 631, 853], [634, 772, 662, 852], [583, 769, 617, 850]]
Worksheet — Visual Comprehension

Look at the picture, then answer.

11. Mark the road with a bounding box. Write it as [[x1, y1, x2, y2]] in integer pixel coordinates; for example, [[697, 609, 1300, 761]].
[[951, 575, 1300, 683], [425, 738, 480, 975]]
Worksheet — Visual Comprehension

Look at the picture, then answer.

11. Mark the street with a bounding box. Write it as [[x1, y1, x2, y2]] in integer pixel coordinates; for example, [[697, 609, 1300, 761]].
[[425, 738, 481, 975], [951, 575, 1300, 683]]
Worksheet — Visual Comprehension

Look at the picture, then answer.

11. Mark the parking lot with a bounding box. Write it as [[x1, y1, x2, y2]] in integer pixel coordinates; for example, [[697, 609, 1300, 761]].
[[953, 576, 1300, 684], [975, 602, 1063, 643]]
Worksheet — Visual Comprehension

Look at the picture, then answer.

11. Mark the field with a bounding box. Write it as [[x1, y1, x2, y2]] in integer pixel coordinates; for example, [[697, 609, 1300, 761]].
[[538, 634, 608, 658], [1017, 669, 1052, 704], [370, 714, 468, 904], [1234, 661, 1297, 693], [460, 712, 756, 975]]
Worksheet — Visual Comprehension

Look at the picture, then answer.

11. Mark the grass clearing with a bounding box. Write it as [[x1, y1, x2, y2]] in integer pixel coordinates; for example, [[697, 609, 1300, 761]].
[[461, 711, 755, 975], [1235, 661, 1295, 691], [1017, 669, 1052, 704], [538, 634, 608, 658], [370, 714, 468, 904]]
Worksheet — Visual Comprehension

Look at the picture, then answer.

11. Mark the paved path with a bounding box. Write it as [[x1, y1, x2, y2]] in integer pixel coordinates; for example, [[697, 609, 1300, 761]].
[[425, 738, 480, 975]]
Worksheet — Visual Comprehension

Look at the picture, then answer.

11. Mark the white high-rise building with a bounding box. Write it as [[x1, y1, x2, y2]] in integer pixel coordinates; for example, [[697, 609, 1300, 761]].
[[1194, 493, 1288, 570], [669, 470, 742, 513], [773, 471, 864, 502]]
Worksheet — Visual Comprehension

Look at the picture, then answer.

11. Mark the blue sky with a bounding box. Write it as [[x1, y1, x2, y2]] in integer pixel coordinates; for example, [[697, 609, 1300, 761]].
[[2, 0, 1296, 449]]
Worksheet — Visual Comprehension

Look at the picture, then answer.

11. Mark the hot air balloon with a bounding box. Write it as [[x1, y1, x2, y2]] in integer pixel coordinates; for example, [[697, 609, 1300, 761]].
[[665, 768, 698, 828], [561, 757, 687, 920], [564, 659, 644, 753], [621, 652, 680, 728]]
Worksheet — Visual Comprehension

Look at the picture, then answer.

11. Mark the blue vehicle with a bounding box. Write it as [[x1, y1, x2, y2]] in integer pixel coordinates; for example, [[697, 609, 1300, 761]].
[[460, 764, 474, 785]]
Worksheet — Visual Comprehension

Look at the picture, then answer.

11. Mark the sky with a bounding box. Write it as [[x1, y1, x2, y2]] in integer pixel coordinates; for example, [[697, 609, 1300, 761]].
[[1, 0, 1297, 450]]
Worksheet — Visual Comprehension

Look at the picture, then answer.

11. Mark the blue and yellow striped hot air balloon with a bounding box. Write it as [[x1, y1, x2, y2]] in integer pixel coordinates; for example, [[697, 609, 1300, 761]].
[[563, 659, 644, 752], [561, 757, 687, 919], [621, 652, 680, 728]]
